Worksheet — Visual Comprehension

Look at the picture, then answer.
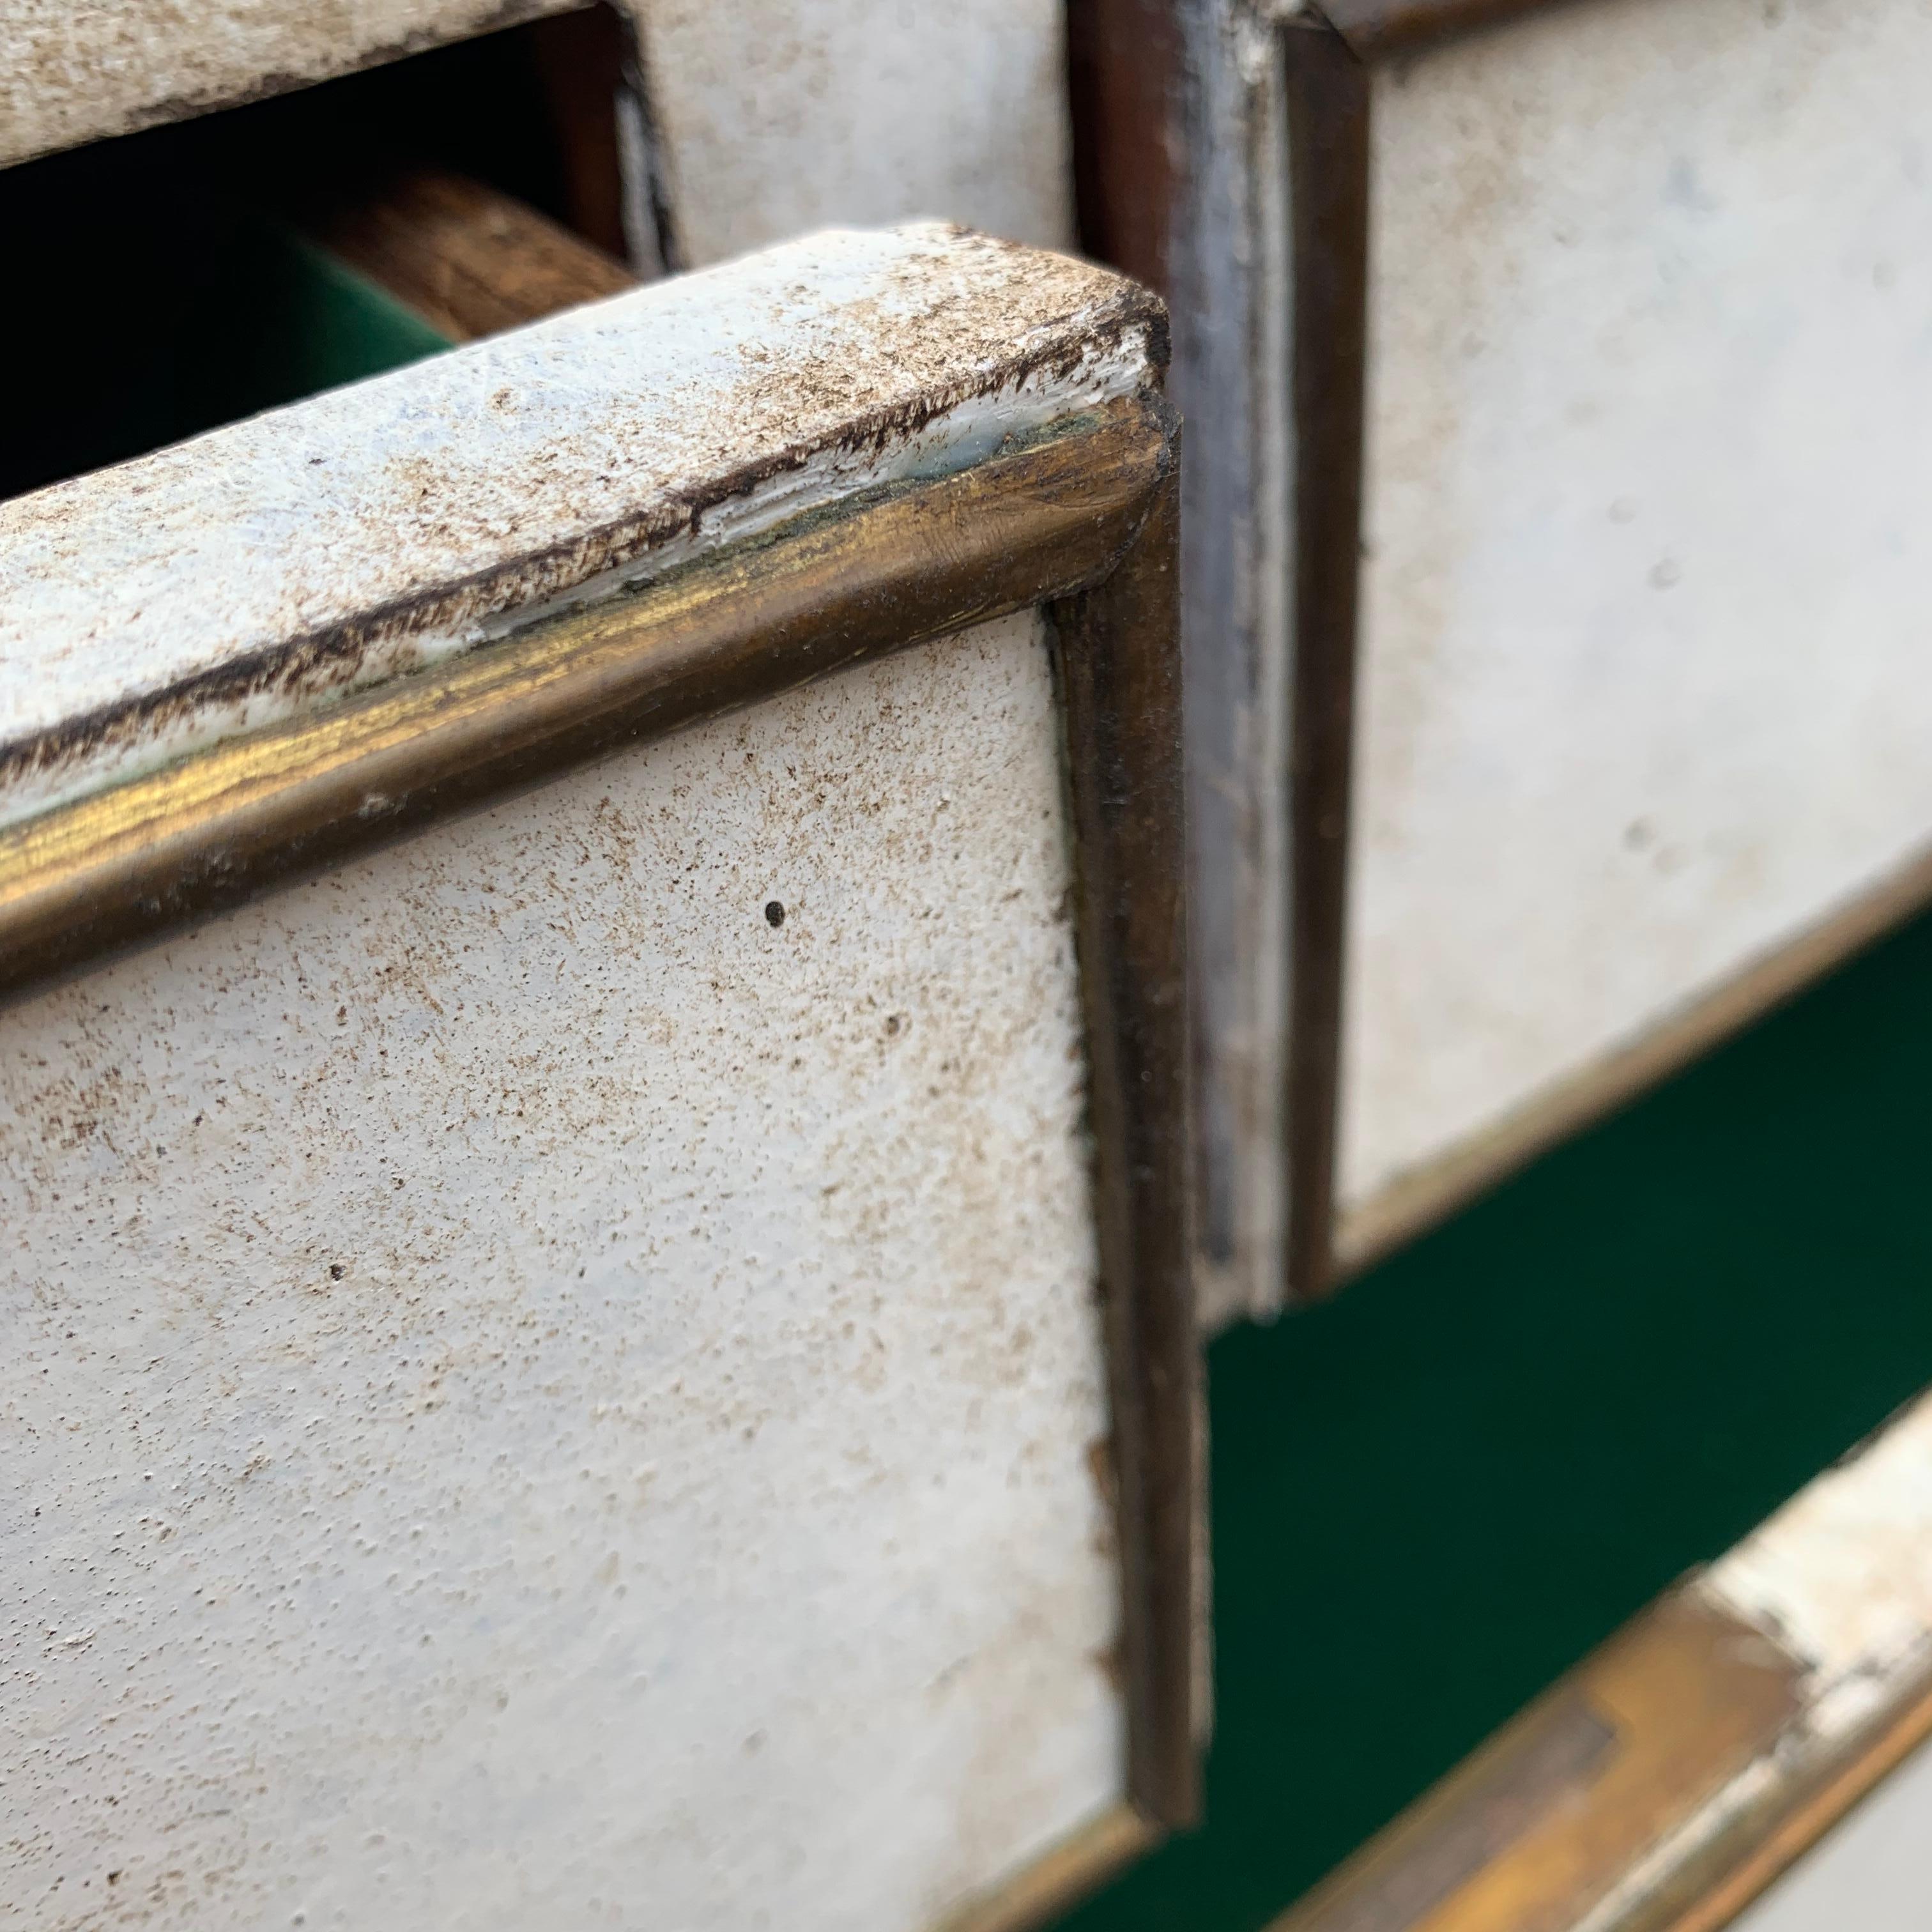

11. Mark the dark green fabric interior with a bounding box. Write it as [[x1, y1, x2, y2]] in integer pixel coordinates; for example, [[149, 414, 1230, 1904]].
[[2, 211, 447, 503], [1063, 903, 1932, 1932]]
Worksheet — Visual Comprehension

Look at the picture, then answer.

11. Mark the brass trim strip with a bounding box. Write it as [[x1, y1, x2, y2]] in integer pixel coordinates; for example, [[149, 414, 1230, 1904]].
[[1267, 1592, 1807, 1932], [937, 1804, 1160, 1932], [0, 404, 1161, 1000], [1054, 456, 1202, 1826], [1657, 1674, 1932, 1932]]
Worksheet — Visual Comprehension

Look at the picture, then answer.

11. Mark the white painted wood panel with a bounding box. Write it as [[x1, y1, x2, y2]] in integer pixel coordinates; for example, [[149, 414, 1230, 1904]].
[[635, 0, 1073, 263], [1340, 0, 1932, 1218], [0, 220, 1171, 1931], [2, 609, 1123, 1931]]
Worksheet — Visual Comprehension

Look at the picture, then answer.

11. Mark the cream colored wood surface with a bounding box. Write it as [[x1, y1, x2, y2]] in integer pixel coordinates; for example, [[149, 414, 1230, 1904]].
[[1338, 0, 1932, 1239], [3, 611, 1125, 1932], [0, 226, 1170, 1931], [635, 0, 1073, 263]]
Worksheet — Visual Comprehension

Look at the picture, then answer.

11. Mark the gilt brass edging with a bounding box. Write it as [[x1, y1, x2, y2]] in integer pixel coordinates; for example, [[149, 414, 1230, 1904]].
[[1052, 448, 1203, 1829], [0, 401, 1167, 1002], [1264, 1590, 1806, 1932]]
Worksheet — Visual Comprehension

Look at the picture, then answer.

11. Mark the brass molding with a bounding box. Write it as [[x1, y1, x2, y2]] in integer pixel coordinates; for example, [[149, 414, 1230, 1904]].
[[1268, 1591, 1804, 1932], [937, 1804, 1160, 1932], [0, 401, 1165, 1002], [1267, 1570, 1932, 1932]]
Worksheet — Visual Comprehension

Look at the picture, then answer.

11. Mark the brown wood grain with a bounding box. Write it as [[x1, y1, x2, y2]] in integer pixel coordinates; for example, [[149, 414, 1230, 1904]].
[[307, 165, 636, 342], [1065, 0, 1191, 300]]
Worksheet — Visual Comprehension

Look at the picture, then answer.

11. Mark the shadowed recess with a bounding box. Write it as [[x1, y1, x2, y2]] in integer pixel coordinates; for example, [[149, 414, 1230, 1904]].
[[1061, 904, 1932, 1931]]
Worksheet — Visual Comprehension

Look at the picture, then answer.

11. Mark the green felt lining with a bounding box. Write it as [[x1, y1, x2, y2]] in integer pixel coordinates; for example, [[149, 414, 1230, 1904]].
[[4, 218, 449, 503], [1063, 903, 1932, 1931]]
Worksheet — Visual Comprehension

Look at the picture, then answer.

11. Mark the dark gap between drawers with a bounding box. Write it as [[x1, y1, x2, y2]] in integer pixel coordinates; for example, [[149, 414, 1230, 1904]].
[[3, 4, 636, 503]]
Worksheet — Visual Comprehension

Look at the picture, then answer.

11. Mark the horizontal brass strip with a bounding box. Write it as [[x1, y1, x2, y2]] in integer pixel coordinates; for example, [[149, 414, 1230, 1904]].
[[0, 400, 1168, 999], [1269, 1591, 1805, 1932]]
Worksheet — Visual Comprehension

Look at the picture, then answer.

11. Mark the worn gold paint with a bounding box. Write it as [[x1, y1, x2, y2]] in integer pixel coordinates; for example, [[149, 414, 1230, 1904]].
[[0, 405, 1165, 998]]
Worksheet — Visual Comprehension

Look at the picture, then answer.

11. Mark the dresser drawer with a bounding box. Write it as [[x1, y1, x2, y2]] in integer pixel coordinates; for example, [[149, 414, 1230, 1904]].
[[0, 224, 1197, 1932], [1073, 0, 1932, 1316]]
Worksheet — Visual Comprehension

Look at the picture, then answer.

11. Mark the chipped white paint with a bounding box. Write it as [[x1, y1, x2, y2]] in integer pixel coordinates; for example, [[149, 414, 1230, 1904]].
[[1705, 1397, 1932, 1724], [1338, 0, 1932, 1223], [1565, 1391, 1932, 1932], [634, 0, 1073, 263], [0, 224, 1156, 828], [0, 0, 579, 167], [1, 610, 1125, 1931]]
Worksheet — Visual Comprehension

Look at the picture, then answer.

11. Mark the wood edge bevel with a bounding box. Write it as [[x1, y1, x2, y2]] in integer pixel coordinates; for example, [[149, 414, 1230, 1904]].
[[1653, 1673, 1932, 1932], [1261, 1565, 1932, 1932], [1262, 1587, 1807, 1932], [1051, 431, 1205, 1827], [1280, 14, 1370, 1308]]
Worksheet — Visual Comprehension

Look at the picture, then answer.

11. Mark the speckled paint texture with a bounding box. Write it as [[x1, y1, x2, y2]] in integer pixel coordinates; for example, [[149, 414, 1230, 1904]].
[[1340, 0, 1932, 1217], [2, 608, 1123, 1929], [0, 224, 1158, 826]]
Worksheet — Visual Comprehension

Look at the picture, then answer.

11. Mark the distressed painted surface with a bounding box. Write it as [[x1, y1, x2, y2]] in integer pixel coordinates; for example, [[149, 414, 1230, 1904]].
[[0, 224, 1158, 828], [1705, 1394, 1932, 1725], [1339, 0, 1932, 1215], [1731, 1732, 1932, 1929], [0, 0, 576, 168], [636, 0, 1073, 263], [1, 609, 1124, 1931], [1565, 1392, 1932, 1932]]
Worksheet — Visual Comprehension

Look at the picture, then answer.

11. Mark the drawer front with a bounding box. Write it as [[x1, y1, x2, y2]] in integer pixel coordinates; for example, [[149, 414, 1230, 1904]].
[[0, 225, 1195, 1931], [1071, 0, 1932, 1311], [7, 610, 1123, 1929]]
